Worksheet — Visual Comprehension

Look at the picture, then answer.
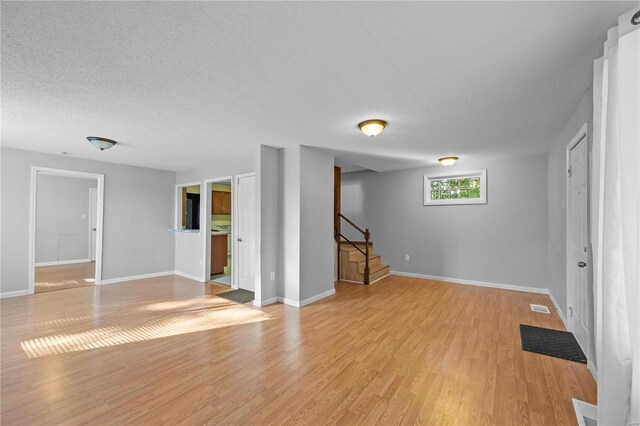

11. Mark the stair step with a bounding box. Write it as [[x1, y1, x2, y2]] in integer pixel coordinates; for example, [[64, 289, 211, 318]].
[[369, 264, 390, 283], [357, 256, 382, 273]]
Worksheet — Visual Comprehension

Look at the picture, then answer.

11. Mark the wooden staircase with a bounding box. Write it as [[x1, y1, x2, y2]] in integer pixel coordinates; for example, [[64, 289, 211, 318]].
[[338, 242, 390, 284]]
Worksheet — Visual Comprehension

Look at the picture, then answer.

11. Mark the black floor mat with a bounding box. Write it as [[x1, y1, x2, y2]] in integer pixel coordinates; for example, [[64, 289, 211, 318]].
[[520, 324, 587, 363], [216, 289, 254, 304]]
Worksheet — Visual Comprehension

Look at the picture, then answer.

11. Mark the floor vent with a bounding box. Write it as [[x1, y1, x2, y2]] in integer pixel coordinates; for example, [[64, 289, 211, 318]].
[[530, 304, 551, 314]]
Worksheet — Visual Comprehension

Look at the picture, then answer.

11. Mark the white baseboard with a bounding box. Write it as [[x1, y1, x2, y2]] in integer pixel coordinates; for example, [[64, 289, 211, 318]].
[[272, 289, 336, 308], [299, 288, 336, 307], [0, 289, 31, 299], [390, 271, 549, 294], [35, 258, 90, 267], [100, 271, 174, 285], [253, 296, 278, 307], [547, 290, 568, 329], [173, 270, 204, 282]]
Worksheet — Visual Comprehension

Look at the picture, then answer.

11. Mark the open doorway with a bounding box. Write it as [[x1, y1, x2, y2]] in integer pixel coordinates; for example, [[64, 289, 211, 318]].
[[206, 178, 233, 286], [29, 167, 104, 294]]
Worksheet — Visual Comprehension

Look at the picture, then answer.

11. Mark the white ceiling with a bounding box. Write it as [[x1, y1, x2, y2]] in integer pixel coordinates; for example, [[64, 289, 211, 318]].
[[1, 1, 634, 172]]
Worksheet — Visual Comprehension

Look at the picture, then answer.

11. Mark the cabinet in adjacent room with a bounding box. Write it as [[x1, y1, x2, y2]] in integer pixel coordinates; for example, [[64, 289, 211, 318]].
[[212, 191, 231, 215], [211, 234, 228, 274]]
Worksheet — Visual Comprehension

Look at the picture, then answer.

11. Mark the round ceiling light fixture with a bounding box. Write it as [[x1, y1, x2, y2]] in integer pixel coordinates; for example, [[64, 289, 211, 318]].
[[438, 156, 459, 166], [358, 119, 387, 137], [87, 136, 118, 151]]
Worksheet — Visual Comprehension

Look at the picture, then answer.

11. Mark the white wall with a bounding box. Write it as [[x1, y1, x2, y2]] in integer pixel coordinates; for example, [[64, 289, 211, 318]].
[[174, 154, 254, 281], [1, 147, 176, 294], [35, 174, 97, 264], [547, 87, 593, 313], [341, 153, 548, 289]]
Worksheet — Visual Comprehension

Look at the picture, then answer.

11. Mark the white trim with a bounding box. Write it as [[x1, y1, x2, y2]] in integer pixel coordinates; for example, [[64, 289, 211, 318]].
[[424, 169, 487, 205], [253, 296, 278, 307], [174, 270, 204, 282], [565, 122, 592, 362], [235, 172, 256, 292], [29, 167, 105, 295], [175, 181, 203, 230], [203, 176, 234, 288], [547, 290, 569, 329], [89, 188, 98, 261], [0, 290, 31, 299], [299, 288, 336, 307], [35, 258, 90, 267], [572, 399, 597, 426], [100, 271, 174, 285], [270, 289, 336, 308], [390, 270, 548, 294]]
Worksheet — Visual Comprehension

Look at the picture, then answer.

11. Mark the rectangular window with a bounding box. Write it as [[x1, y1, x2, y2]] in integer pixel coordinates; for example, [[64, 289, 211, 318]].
[[424, 169, 487, 205]]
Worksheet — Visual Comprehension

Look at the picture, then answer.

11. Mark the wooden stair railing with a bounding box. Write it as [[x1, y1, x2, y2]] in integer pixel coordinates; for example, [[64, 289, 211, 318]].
[[335, 213, 371, 284]]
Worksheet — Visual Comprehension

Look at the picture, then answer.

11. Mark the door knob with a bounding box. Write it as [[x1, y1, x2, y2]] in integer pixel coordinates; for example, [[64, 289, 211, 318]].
[[578, 261, 587, 268], [92, 228, 96, 231], [238, 237, 243, 242]]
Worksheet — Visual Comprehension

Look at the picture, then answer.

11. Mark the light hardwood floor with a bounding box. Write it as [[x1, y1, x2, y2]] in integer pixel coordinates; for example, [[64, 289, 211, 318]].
[[0, 275, 596, 425], [34, 262, 95, 293]]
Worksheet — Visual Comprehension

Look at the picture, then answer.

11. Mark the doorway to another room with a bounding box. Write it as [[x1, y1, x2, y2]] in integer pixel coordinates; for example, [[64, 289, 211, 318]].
[[29, 167, 104, 294], [208, 179, 233, 286]]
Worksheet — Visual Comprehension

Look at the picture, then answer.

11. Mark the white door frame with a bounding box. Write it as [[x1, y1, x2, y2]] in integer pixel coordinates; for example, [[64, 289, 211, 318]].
[[88, 188, 98, 261], [29, 167, 105, 293], [235, 172, 256, 292], [565, 122, 594, 373], [202, 176, 235, 287]]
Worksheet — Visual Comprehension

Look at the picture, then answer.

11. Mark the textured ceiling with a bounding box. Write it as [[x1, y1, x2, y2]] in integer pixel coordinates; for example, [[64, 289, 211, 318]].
[[1, 1, 634, 171]]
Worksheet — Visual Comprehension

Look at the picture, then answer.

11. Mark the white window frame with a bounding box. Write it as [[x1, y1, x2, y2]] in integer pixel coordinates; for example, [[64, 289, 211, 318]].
[[423, 169, 487, 206]]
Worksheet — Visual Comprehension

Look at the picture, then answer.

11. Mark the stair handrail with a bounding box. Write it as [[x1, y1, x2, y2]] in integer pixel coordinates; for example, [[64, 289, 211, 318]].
[[336, 213, 371, 284]]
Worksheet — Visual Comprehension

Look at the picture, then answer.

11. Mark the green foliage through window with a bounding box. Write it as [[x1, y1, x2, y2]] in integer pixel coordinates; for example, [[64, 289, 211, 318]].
[[430, 177, 481, 200]]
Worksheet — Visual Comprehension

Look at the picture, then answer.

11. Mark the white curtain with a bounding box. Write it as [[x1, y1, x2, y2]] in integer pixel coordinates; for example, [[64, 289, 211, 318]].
[[592, 7, 640, 426]]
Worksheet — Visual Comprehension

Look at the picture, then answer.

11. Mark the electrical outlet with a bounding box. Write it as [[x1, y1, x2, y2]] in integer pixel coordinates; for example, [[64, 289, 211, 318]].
[[81, 214, 87, 219], [405, 255, 410, 262], [270, 272, 275, 281]]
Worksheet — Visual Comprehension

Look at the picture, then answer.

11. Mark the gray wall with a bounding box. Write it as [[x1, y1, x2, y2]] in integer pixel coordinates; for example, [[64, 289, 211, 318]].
[[173, 154, 254, 281], [279, 145, 301, 303], [258, 145, 280, 302], [547, 87, 593, 314], [341, 153, 548, 289], [299, 146, 334, 300], [1, 147, 176, 294], [35, 174, 97, 263]]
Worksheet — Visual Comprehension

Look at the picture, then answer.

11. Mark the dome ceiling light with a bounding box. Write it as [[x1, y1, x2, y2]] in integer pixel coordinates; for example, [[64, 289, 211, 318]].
[[438, 156, 459, 166], [358, 119, 387, 137], [87, 136, 118, 151]]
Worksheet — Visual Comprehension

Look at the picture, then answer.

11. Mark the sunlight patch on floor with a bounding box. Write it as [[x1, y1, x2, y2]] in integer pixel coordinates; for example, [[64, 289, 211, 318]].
[[21, 303, 271, 358], [35, 280, 81, 289]]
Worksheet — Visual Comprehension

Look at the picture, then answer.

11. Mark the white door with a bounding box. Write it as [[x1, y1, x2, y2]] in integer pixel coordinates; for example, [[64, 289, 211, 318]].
[[89, 188, 98, 262], [567, 135, 589, 353], [237, 175, 255, 291]]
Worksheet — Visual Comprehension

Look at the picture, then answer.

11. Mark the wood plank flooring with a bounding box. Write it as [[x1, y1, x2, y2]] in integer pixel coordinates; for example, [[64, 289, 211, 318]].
[[0, 275, 596, 425], [35, 262, 95, 293]]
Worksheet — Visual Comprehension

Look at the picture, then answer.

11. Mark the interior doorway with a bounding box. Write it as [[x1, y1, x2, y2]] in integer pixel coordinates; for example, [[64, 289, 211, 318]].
[[205, 177, 233, 287], [29, 167, 104, 294], [566, 124, 590, 358]]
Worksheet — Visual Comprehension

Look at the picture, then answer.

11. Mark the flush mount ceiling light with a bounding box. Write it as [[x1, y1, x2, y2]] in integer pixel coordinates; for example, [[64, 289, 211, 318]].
[[438, 156, 459, 166], [358, 119, 387, 137], [87, 136, 118, 151]]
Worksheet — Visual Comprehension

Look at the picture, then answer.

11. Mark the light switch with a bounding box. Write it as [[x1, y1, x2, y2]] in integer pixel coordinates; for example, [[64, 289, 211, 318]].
[[81, 214, 87, 219]]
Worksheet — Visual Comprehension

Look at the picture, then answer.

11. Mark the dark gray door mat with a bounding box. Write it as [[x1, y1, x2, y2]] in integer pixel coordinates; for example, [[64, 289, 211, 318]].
[[520, 324, 587, 363], [216, 289, 254, 304]]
